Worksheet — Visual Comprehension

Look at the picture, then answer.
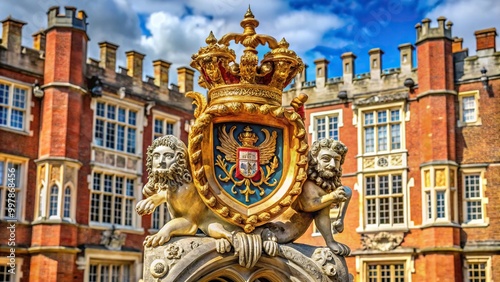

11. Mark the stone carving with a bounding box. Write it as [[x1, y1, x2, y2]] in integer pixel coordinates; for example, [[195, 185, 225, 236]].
[[100, 226, 127, 250], [144, 237, 350, 282], [361, 232, 404, 251], [364, 157, 375, 169], [265, 138, 352, 256], [136, 135, 276, 268], [138, 7, 352, 281]]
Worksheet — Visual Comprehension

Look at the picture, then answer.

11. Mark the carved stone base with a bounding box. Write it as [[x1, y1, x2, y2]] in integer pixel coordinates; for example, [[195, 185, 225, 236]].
[[143, 236, 351, 282]]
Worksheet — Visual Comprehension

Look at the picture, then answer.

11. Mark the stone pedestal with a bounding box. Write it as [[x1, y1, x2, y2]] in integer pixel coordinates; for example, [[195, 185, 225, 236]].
[[143, 236, 351, 282]]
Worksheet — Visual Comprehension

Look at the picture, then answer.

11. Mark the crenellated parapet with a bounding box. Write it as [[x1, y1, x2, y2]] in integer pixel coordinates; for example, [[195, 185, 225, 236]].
[[415, 16, 453, 44], [46, 6, 87, 32]]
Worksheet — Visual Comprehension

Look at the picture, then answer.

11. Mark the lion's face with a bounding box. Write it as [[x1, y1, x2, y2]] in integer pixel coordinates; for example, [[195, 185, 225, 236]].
[[315, 148, 341, 180], [151, 145, 177, 174]]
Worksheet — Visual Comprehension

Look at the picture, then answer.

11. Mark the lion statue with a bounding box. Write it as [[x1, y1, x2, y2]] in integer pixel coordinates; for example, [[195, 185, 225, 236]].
[[265, 138, 352, 256], [136, 135, 276, 267]]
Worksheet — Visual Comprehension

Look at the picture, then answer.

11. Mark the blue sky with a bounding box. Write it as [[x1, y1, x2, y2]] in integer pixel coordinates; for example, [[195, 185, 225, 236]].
[[1, 0, 499, 88]]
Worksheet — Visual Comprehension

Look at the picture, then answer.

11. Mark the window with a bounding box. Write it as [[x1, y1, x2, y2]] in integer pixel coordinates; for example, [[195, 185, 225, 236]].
[[366, 262, 405, 282], [365, 173, 405, 228], [49, 185, 59, 217], [363, 108, 402, 153], [0, 80, 29, 131], [309, 110, 343, 143], [464, 256, 491, 282], [0, 265, 15, 282], [94, 101, 138, 154], [90, 172, 137, 227], [462, 169, 487, 225], [151, 203, 170, 230], [153, 115, 179, 139], [422, 166, 458, 224], [63, 187, 71, 218], [89, 261, 132, 282], [458, 90, 481, 126], [0, 156, 25, 221]]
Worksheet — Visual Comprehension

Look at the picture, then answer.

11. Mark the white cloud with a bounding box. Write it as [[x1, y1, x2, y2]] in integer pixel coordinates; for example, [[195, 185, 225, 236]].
[[426, 0, 500, 54]]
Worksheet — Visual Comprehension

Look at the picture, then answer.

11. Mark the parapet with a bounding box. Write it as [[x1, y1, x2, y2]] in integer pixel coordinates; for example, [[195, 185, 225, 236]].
[[47, 6, 87, 32], [415, 17, 453, 44]]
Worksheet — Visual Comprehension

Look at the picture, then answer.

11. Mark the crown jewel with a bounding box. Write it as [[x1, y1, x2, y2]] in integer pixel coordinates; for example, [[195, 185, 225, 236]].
[[190, 7, 304, 106]]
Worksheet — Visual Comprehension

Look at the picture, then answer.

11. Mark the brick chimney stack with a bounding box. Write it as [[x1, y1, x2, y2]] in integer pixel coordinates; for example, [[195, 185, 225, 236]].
[[1, 16, 26, 53], [177, 67, 194, 93], [126, 50, 145, 80], [99, 41, 119, 71], [153, 59, 171, 89], [475, 28, 497, 53], [452, 37, 464, 53], [32, 30, 46, 51]]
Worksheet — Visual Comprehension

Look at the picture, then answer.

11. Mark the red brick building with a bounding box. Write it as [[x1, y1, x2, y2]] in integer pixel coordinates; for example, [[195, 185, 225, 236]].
[[0, 6, 194, 282], [0, 6, 499, 282], [285, 18, 500, 282]]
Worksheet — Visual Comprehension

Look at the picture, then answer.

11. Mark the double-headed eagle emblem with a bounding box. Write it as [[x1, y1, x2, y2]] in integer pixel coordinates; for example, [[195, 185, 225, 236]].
[[215, 125, 279, 203]]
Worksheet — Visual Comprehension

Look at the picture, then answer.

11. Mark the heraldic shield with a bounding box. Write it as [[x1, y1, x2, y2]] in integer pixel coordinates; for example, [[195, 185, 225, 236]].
[[186, 8, 309, 233]]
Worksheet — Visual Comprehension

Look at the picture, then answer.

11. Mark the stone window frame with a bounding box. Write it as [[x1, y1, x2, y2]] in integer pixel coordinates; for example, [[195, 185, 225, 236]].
[[0, 153, 28, 222], [463, 255, 492, 282], [152, 110, 181, 140], [356, 101, 407, 157], [0, 76, 33, 135], [309, 109, 344, 143], [79, 249, 142, 282], [356, 254, 414, 282], [91, 97, 144, 157], [461, 167, 489, 227], [421, 165, 459, 226], [457, 90, 481, 127], [89, 169, 142, 230], [356, 170, 409, 233], [0, 257, 23, 282]]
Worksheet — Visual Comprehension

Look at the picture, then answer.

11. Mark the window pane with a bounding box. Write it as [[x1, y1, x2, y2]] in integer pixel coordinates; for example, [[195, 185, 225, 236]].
[[366, 199, 376, 225], [118, 108, 126, 123], [128, 111, 137, 126], [106, 123, 116, 149], [0, 106, 7, 126], [391, 124, 401, 150], [366, 177, 376, 196], [127, 128, 136, 154], [96, 102, 105, 117], [107, 105, 116, 120], [114, 197, 122, 225], [49, 185, 58, 216], [90, 193, 101, 222], [467, 201, 482, 221], [10, 109, 24, 129], [468, 261, 487, 281], [102, 195, 112, 223], [166, 122, 174, 135], [379, 197, 389, 224], [95, 119, 104, 146], [316, 117, 326, 140], [377, 111, 387, 123], [426, 191, 432, 220], [436, 191, 445, 219], [462, 96, 476, 122], [365, 127, 374, 153], [378, 125, 387, 151], [364, 112, 374, 125], [104, 175, 113, 193], [393, 196, 404, 224], [63, 188, 71, 218], [378, 175, 389, 195], [13, 88, 26, 109], [154, 119, 163, 134], [391, 109, 400, 121], [0, 161, 3, 186], [392, 175, 402, 194], [117, 125, 125, 151], [465, 175, 481, 198], [126, 179, 134, 196], [329, 116, 338, 140], [0, 84, 9, 105]]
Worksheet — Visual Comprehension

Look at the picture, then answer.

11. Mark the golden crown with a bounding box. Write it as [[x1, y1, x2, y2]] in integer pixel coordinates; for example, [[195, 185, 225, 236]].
[[190, 7, 304, 106]]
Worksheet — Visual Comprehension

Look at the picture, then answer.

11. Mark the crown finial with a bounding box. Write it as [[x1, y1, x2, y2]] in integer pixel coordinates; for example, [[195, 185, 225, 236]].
[[206, 31, 217, 45], [245, 6, 254, 18], [238, 126, 259, 147]]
